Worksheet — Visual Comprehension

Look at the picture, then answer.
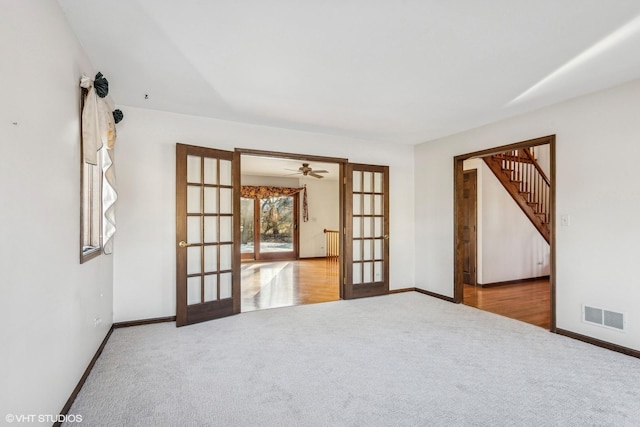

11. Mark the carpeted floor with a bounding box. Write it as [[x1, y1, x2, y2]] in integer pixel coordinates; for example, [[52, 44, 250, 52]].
[[64, 293, 640, 426]]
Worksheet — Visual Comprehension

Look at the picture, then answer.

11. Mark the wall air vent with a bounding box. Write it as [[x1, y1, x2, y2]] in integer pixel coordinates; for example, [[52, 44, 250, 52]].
[[583, 305, 626, 331]]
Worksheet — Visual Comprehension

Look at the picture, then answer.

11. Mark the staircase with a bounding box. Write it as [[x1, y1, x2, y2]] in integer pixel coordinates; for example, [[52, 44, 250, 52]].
[[483, 147, 550, 243]]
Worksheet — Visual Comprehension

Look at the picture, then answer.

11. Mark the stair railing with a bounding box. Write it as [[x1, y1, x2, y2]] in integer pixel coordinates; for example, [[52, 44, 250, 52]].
[[522, 147, 550, 225], [323, 229, 340, 258], [493, 147, 550, 227]]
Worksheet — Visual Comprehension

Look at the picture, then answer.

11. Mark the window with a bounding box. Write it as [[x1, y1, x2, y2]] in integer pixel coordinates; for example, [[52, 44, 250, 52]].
[[80, 91, 102, 263], [240, 194, 298, 260]]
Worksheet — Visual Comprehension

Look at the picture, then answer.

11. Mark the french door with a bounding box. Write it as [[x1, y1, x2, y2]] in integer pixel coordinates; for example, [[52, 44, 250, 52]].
[[344, 163, 389, 299], [175, 144, 240, 326]]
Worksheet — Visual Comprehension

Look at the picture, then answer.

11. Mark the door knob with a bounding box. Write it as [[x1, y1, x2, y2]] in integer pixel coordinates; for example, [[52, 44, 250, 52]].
[[384, 235, 389, 240], [178, 241, 190, 248]]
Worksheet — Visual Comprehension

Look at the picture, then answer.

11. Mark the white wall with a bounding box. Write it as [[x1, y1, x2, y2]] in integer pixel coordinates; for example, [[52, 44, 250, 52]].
[[113, 107, 415, 322], [464, 159, 550, 284], [0, 0, 113, 420], [298, 178, 340, 258], [415, 78, 640, 350]]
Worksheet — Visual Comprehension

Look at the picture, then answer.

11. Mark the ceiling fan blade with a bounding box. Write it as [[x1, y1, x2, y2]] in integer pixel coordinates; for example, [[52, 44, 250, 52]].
[[313, 170, 329, 174], [309, 172, 324, 179], [284, 168, 301, 172], [283, 172, 302, 176]]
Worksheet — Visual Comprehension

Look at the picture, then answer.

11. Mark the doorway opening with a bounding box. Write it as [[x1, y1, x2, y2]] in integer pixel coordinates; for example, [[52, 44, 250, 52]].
[[454, 135, 556, 331], [238, 150, 344, 312], [175, 144, 391, 326]]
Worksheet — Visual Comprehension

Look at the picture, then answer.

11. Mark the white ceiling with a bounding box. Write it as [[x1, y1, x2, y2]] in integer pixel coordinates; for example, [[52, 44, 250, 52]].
[[59, 0, 640, 145], [241, 155, 339, 180]]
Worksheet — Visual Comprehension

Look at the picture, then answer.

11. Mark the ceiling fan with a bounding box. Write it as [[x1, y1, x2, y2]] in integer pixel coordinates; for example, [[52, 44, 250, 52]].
[[285, 163, 329, 179]]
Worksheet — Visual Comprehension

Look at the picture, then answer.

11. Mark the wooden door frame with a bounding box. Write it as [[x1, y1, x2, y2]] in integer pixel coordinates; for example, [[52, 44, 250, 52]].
[[462, 169, 477, 286], [235, 148, 347, 299], [453, 135, 556, 331]]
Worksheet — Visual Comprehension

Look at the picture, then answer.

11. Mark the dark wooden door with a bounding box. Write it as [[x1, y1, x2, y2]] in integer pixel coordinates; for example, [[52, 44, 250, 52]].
[[344, 163, 389, 299], [176, 144, 240, 326], [462, 170, 477, 285]]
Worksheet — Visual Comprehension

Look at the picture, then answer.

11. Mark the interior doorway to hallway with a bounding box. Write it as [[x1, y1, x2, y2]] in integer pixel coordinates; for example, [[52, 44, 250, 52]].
[[454, 135, 556, 330]]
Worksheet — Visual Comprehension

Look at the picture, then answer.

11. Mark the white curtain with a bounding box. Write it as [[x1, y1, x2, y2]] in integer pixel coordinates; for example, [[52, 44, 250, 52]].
[[80, 75, 118, 254]]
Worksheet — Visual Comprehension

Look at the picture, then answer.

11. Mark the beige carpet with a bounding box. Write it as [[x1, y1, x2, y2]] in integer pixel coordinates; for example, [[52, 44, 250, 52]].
[[64, 293, 640, 426]]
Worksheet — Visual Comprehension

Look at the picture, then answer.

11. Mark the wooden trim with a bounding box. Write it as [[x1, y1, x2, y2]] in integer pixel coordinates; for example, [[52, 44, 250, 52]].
[[55, 326, 114, 427], [454, 135, 556, 331], [392, 287, 462, 304], [549, 138, 556, 332], [343, 163, 354, 299], [233, 149, 242, 314], [453, 135, 555, 161], [338, 162, 345, 300], [175, 144, 188, 327], [453, 156, 464, 303], [389, 287, 416, 294], [383, 166, 390, 292], [113, 316, 176, 329], [236, 148, 347, 165], [477, 275, 550, 288], [462, 170, 478, 286], [555, 328, 640, 359], [415, 287, 457, 303]]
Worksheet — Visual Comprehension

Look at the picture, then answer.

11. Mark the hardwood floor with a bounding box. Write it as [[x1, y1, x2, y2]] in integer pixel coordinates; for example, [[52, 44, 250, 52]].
[[242, 258, 551, 329], [463, 279, 551, 329], [241, 258, 340, 312]]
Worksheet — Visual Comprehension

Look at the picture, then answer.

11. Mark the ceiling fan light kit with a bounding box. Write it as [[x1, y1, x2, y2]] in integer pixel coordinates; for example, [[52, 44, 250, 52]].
[[284, 163, 329, 179]]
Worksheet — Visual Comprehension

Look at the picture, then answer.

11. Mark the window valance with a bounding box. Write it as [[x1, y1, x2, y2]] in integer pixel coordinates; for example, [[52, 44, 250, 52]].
[[241, 185, 309, 222]]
